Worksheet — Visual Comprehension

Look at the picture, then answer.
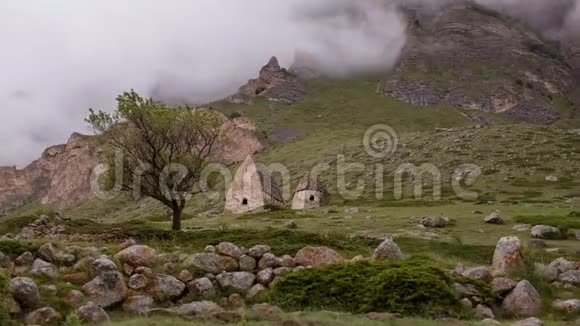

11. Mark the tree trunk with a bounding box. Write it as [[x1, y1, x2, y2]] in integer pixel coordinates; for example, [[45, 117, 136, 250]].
[[172, 207, 182, 231]]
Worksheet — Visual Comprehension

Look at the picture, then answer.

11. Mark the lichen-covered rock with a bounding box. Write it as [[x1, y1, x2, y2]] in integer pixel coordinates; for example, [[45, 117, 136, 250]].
[[239, 255, 257, 271], [420, 216, 449, 228], [502, 280, 543, 317], [548, 258, 576, 274], [14, 251, 34, 266], [128, 273, 148, 290], [216, 242, 243, 259], [491, 277, 517, 296], [25, 307, 62, 325], [258, 253, 280, 270], [183, 253, 238, 274], [78, 301, 110, 324], [217, 272, 256, 292], [552, 299, 580, 314], [115, 245, 156, 267], [31, 258, 59, 279], [247, 284, 267, 299], [484, 212, 504, 225], [492, 236, 524, 276], [256, 268, 275, 286], [462, 266, 492, 282], [294, 246, 344, 267], [9, 277, 41, 309], [531, 225, 564, 240], [91, 256, 118, 276], [187, 277, 215, 297], [65, 290, 86, 307], [37, 243, 58, 263], [559, 270, 580, 285], [372, 239, 403, 261], [123, 295, 155, 315], [148, 274, 185, 302], [248, 245, 271, 259], [82, 271, 128, 308], [278, 255, 296, 268]]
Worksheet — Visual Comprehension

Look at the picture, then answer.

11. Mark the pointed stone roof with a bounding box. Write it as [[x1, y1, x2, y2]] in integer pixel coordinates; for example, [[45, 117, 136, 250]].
[[295, 171, 327, 194], [238, 155, 284, 203]]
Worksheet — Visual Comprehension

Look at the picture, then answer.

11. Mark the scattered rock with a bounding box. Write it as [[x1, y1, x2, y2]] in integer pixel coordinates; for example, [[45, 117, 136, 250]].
[[204, 245, 216, 253], [552, 299, 580, 314], [248, 245, 271, 259], [184, 253, 238, 274], [258, 253, 280, 270], [91, 256, 118, 276], [78, 301, 110, 324], [531, 225, 564, 240], [372, 239, 403, 261], [115, 245, 157, 267], [31, 258, 59, 279], [175, 301, 224, 317], [216, 272, 256, 292], [25, 307, 62, 326], [9, 277, 41, 309], [484, 212, 504, 225], [548, 258, 576, 274], [502, 280, 543, 317], [256, 268, 275, 286], [559, 270, 580, 285], [128, 273, 149, 290], [285, 220, 298, 229], [65, 290, 86, 307], [420, 216, 449, 228], [462, 266, 492, 282], [148, 274, 186, 302], [239, 255, 257, 271], [178, 269, 194, 283], [492, 236, 524, 276], [294, 246, 344, 267], [123, 295, 155, 315], [491, 278, 517, 296], [82, 271, 128, 308], [187, 277, 215, 297], [216, 242, 243, 259], [14, 251, 34, 266], [545, 176, 558, 182], [37, 243, 58, 263], [475, 304, 495, 319]]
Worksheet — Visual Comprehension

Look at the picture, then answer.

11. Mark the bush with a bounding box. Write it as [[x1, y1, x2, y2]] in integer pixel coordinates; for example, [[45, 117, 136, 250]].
[[0, 240, 38, 258], [266, 257, 468, 318], [0, 270, 18, 326]]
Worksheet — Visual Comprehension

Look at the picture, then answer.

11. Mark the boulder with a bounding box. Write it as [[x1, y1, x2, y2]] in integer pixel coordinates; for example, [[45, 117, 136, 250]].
[[91, 256, 118, 276], [294, 246, 344, 267], [216, 242, 243, 259], [492, 236, 524, 276], [531, 225, 564, 240], [37, 243, 58, 263], [78, 301, 110, 324], [256, 268, 275, 286], [178, 269, 194, 283], [216, 272, 256, 292], [14, 251, 34, 266], [258, 253, 280, 270], [175, 301, 224, 317], [475, 304, 495, 319], [420, 216, 449, 228], [239, 255, 257, 271], [148, 274, 185, 302], [552, 299, 580, 314], [128, 273, 149, 290], [548, 258, 576, 274], [25, 307, 62, 326], [187, 277, 215, 297], [183, 253, 238, 274], [248, 245, 271, 259], [491, 278, 517, 296], [559, 270, 580, 285], [31, 258, 59, 279], [82, 271, 128, 308], [278, 255, 296, 268], [123, 295, 155, 315], [541, 265, 559, 282], [115, 245, 156, 267], [372, 239, 403, 261], [502, 280, 543, 317], [484, 212, 504, 225], [274, 267, 292, 276], [9, 277, 41, 309], [65, 290, 86, 307]]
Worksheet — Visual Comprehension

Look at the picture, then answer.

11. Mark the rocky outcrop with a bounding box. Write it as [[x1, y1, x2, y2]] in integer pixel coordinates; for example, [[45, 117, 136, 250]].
[[384, 2, 577, 124], [229, 57, 306, 104], [0, 133, 100, 214]]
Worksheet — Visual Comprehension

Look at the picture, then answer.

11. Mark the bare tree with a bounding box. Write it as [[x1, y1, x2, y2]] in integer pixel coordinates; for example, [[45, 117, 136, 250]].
[[87, 90, 222, 230]]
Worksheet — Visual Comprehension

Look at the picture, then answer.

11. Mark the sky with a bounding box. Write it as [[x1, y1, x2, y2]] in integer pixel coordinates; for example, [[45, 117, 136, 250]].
[[0, 0, 578, 166], [0, 0, 406, 166]]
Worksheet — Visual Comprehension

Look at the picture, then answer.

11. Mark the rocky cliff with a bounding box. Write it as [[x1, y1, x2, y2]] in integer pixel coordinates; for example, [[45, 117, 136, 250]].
[[383, 2, 577, 124], [0, 117, 267, 215]]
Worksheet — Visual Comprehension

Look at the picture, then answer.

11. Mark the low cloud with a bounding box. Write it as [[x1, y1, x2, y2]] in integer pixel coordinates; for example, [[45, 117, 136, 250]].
[[0, 0, 406, 166]]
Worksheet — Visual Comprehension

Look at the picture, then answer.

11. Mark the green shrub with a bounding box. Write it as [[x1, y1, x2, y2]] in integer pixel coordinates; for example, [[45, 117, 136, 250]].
[[0, 215, 38, 234], [0, 240, 38, 258], [266, 257, 468, 318], [0, 270, 18, 326]]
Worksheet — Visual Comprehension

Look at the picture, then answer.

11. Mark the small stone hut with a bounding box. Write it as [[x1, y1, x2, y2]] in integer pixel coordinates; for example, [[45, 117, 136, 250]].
[[291, 172, 330, 210], [224, 155, 284, 214]]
